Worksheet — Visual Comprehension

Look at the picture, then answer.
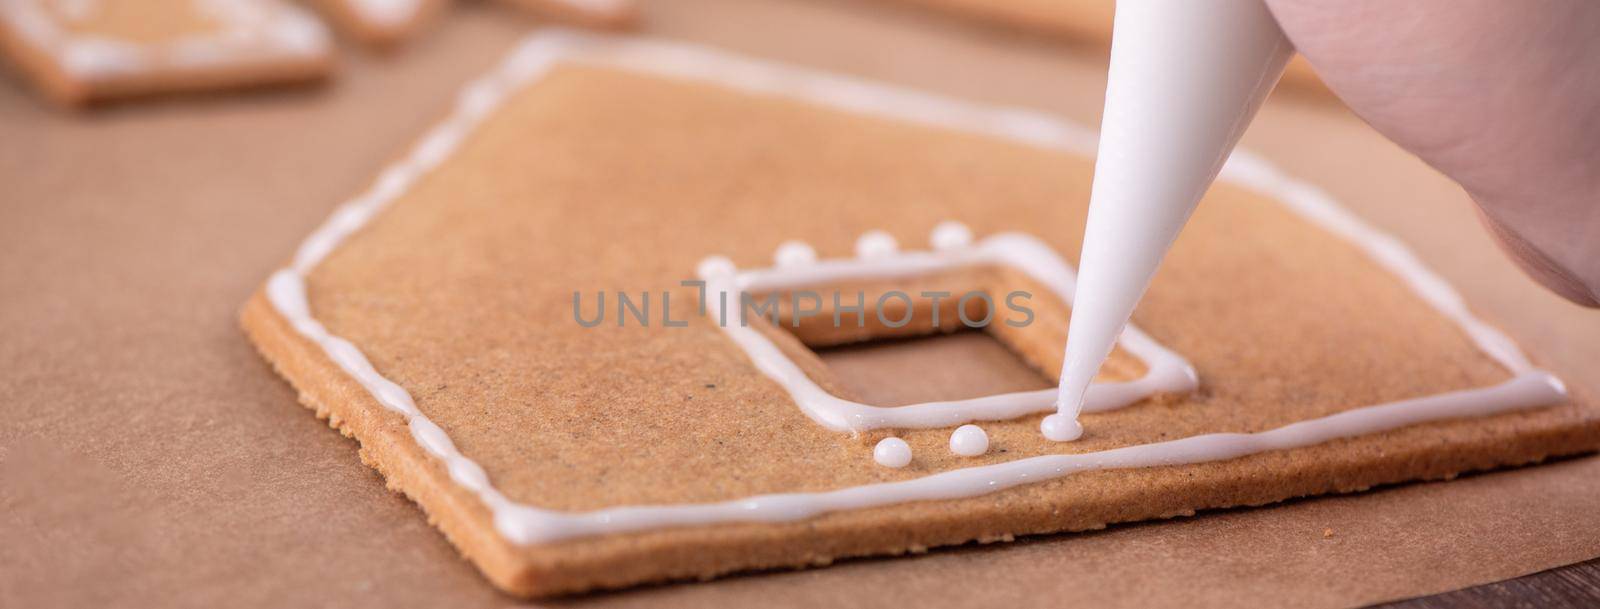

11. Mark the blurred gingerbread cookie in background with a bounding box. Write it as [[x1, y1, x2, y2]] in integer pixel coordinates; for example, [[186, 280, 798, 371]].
[[492, 0, 638, 32], [881, 0, 1328, 95], [0, 0, 334, 106], [307, 0, 635, 51], [0, 0, 637, 106], [306, 0, 452, 49]]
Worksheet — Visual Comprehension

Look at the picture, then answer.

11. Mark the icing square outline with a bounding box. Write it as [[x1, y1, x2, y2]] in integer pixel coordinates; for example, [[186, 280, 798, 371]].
[[0, 0, 330, 79], [261, 29, 1565, 545], [698, 231, 1199, 433]]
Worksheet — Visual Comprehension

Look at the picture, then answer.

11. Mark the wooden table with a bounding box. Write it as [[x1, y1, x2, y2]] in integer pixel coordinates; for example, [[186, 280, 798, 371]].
[[1381, 559, 1600, 608]]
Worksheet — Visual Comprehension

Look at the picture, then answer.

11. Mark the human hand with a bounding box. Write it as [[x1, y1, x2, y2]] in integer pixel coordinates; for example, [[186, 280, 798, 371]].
[[1264, 0, 1600, 306]]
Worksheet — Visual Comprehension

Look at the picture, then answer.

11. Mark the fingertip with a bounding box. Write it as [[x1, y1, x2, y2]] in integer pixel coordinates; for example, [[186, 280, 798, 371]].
[[1477, 207, 1600, 308]]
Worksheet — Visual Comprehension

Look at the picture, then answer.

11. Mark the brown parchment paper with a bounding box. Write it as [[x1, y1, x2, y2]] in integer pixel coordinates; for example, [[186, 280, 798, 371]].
[[2, 1, 1598, 608]]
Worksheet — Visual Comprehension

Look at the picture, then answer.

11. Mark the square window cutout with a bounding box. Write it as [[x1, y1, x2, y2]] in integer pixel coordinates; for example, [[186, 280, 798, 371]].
[[694, 223, 1199, 434], [815, 330, 1055, 407]]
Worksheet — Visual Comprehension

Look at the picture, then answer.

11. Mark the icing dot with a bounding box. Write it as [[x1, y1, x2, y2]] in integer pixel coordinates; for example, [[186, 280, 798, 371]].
[[269, 12, 330, 55], [930, 221, 973, 250], [855, 230, 898, 258], [494, 506, 553, 545], [774, 241, 817, 267], [412, 130, 459, 170], [372, 167, 412, 200], [1041, 414, 1084, 442], [61, 39, 143, 77], [696, 256, 736, 279], [459, 81, 503, 120], [447, 458, 489, 492], [949, 424, 989, 456], [873, 437, 912, 468]]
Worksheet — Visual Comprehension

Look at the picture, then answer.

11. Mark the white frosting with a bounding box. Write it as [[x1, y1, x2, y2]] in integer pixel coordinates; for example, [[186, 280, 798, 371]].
[[345, 0, 420, 29], [699, 228, 1198, 433], [198, 0, 269, 24], [853, 230, 899, 259], [1039, 413, 1083, 442], [873, 437, 912, 468], [774, 240, 817, 268], [60, 37, 142, 75], [554, 0, 632, 17], [1054, 0, 1294, 437], [264, 9, 326, 55], [262, 30, 1567, 546], [930, 220, 973, 251], [0, 0, 330, 80], [694, 255, 736, 281], [949, 425, 989, 457]]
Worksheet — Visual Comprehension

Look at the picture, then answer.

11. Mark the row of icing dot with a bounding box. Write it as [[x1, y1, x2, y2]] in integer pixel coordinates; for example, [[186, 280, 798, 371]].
[[873, 424, 991, 469], [747, 221, 978, 275]]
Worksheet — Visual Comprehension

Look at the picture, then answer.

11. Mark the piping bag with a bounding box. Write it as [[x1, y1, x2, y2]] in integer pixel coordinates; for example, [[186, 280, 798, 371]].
[[1043, 0, 1295, 441]]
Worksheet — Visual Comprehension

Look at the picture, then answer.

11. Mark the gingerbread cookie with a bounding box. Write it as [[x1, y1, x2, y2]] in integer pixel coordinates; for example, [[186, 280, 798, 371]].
[[0, 0, 333, 105], [240, 30, 1600, 596], [492, 0, 638, 31], [307, 0, 447, 49], [882, 0, 1328, 94]]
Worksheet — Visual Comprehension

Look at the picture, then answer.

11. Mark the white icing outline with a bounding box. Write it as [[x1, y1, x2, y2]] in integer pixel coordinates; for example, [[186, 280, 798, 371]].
[[342, 0, 422, 29], [0, 0, 330, 80], [337, 0, 631, 31], [699, 231, 1199, 433], [551, 0, 633, 18], [262, 30, 1567, 545]]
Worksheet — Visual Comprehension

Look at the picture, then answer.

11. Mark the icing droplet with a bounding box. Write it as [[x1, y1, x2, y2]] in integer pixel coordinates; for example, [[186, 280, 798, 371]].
[[61, 39, 143, 77], [696, 256, 736, 279], [930, 221, 973, 251], [412, 129, 461, 170], [1041, 414, 1084, 442], [459, 81, 504, 120], [372, 167, 412, 200], [371, 377, 419, 416], [269, 11, 330, 55], [873, 437, 912, 468], [855, 230, 898, 258], [347, 0, 424, 27], [774, 241, 817, 267], [448, 458, 489, 492], [408, 418, 456, 457], [949, 424, 989, 456]]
